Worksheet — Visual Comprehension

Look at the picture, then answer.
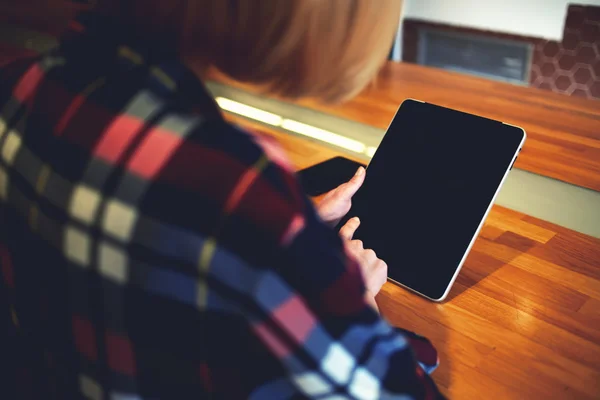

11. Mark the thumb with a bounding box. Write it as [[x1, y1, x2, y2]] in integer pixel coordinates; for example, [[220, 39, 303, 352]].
[[339, 217, 360, 240], [338, 167, 366, 199]]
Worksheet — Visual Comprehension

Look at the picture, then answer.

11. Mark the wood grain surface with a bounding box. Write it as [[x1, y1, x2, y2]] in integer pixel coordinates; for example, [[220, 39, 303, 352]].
[[233, 116, 600, 399], [210, 62, 600, 193]]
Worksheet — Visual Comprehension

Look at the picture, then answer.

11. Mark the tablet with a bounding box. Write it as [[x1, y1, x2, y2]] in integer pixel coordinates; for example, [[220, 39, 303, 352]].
[[337, 99, 526, 301]]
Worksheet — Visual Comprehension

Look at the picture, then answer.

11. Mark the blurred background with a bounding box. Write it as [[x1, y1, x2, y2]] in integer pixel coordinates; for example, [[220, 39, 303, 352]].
[[391, 0, 600, 99], [1, 1, 599, 98], [1, 1, 599, 237]]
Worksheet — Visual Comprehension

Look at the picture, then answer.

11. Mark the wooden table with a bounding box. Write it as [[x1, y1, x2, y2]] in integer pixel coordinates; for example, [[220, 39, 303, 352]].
[[211, 62, 600, 192], [233, 116, 600, 399]]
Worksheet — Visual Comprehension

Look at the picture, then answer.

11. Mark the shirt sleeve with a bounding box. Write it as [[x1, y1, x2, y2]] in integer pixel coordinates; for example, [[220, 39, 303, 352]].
[[243, 179, 444, 399]]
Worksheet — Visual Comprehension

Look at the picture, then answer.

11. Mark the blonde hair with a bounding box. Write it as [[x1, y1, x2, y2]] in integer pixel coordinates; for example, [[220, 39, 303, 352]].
[[104, 0, 402, 102]]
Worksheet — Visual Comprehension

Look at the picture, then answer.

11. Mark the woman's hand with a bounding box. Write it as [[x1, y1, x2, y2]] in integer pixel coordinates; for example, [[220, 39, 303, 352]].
[[317, 167, 365, 225], [339, 216, 388, 305]]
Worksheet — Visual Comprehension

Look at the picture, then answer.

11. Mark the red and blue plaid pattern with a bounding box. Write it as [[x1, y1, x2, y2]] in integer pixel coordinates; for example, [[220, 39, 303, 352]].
[[0, 13, 442, 399]]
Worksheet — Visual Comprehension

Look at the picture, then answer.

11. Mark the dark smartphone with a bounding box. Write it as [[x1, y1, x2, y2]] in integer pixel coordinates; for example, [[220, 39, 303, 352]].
[[297, 156, 366, 196]]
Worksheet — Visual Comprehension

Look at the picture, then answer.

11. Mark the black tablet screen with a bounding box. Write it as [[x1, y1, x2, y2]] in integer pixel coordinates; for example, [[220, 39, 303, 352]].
[[339, 100, 524, 300]]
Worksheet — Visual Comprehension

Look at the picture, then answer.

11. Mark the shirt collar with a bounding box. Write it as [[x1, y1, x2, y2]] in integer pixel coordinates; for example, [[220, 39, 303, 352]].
[[60, 12, 176, 64], [59, 12, 223, 120]]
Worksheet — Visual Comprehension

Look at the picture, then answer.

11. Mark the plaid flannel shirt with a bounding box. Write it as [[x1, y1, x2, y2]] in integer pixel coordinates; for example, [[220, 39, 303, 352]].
[[0, 13, 442, 400]]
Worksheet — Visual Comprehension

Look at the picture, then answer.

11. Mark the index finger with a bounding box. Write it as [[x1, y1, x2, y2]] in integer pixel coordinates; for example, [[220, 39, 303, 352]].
[[339, 217, 360, 240]]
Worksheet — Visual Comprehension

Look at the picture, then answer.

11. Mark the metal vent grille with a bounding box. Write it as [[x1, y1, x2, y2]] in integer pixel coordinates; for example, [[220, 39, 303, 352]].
[[417, 29, 532, 85]]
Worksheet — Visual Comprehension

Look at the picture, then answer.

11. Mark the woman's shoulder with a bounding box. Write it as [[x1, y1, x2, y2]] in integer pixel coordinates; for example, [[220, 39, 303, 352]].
[[142, 115, 308, 244], [225, 122, 296, 175]]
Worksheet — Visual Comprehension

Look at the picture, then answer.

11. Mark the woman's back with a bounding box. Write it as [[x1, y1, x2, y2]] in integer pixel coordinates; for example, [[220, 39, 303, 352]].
[[0, 8, 442, 400]]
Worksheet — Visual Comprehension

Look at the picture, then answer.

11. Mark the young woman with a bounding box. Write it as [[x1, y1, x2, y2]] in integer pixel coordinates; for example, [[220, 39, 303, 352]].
[[0, 1, 442, 398]]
